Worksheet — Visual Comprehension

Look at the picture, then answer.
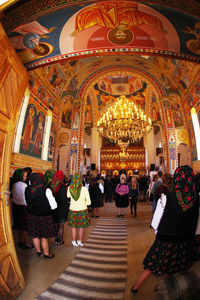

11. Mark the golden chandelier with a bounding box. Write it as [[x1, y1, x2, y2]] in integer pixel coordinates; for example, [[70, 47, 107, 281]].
[[97, 95, 152, 144]]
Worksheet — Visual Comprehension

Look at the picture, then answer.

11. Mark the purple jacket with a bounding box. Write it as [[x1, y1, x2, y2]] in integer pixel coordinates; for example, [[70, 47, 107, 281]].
[[115, 184, 129, 195]]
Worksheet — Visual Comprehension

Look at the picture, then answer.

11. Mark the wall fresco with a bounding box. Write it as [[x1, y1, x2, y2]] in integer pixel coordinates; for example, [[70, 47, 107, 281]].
[[28, 71, 59, 115], [61, 96, 74, 129], [188, 119, 197, 161], [184, 74, 200, 114], [20, 102, 46, 158], [48, 120, 56, 162]]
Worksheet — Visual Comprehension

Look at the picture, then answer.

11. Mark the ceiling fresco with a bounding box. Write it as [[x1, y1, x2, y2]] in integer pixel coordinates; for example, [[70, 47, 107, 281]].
[[1, 0, 200, 136], [33, 54, 199, 100], [2, 0, 200, 70]]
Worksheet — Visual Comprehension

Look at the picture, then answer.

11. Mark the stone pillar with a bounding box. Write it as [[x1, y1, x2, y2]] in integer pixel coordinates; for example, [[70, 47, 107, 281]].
[[144, 129, 155, 170], [91, 126, 100, 174]]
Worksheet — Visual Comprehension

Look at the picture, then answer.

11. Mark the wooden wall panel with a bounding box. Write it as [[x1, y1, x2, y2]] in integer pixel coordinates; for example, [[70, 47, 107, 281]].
[[0, 130, 7, 184], [0, 64, 21, 118], [0, 202, 6, 248]]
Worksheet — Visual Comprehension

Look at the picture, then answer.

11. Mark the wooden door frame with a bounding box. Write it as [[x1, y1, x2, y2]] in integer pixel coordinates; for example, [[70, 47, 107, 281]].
[[0, 21, 29, 299]]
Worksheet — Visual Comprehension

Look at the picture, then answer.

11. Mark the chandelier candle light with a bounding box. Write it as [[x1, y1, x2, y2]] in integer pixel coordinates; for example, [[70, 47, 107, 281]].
[[97, 95, 152, 144]]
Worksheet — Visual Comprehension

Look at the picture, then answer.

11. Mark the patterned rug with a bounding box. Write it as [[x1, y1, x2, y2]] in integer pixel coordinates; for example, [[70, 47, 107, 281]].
[[37, 217, 128, 300], [155, 261, 200, 300]]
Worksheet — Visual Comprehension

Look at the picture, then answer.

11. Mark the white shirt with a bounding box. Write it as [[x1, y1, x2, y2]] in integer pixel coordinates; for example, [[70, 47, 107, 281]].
[[46, 188, 57, 210], [12, 181, 27, 205], [99, 182, 104, 194]]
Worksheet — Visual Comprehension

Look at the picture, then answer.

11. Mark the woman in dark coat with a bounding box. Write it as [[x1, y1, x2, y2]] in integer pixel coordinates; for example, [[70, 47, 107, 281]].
[[12, 168, 33, 249], [129, 176, 139, 217], [131, 166, 199, 294], [25, 173, 57, 258], [50, 170, 69, 245], [89, 178, 104, 218]]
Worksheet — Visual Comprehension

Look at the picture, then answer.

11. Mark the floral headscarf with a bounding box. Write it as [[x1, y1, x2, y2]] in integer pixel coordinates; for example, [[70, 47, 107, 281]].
[[44, 169, 55, 187], [12, 168, 23, 183], [23, 167, 32, 179], [69, 172, 83, 201], [30, 173, 43, 193], [174, 165, 196, 212], [30, 173, 43, 186], [162, 173, 173, 191], [50, 170, 64, 195]]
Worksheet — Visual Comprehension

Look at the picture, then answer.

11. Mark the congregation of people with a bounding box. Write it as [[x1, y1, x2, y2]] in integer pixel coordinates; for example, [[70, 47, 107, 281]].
[[10, 165, 200, 294]]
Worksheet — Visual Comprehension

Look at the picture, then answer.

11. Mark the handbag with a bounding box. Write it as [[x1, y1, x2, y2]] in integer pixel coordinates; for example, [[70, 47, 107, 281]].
[[151, 193, 167, 233]]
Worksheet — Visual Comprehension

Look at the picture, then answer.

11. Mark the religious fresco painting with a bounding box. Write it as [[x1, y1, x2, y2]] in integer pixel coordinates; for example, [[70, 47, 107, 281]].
[[28, 71, 59, 116], [168, 94, 183, 127], [84, 95, 92, 125], [20, 103, 46, 158], [184, 75, 200, 114], [8, 20, 55, 64], [151, 94, 161, 124], [60, 2, 179, 54], [45, 65, 65, 96], [48, 121, 56, 161], [73, 102, 81, 130], [188, 119, 197, 161], [61, 96, 74, 129], [70, 144, 78, 175], [172, 62, 192, 94], [94, 73, 149, 113], [5, 1, 200, 68], [182, 22, 200, 56], [172, 105, 184, 127]]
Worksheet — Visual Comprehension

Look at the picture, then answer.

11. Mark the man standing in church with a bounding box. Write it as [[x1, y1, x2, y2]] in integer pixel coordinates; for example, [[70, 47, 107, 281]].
[[151, 170, 163, 212]]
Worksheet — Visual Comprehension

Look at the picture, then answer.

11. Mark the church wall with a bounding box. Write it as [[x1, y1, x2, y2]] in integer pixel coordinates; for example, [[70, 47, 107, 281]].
[[10, 71, 59, 175], [56, 128, 70, 176]]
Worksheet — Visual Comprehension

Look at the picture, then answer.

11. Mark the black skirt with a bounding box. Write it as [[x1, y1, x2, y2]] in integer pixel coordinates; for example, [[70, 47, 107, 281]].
[[12, 202, 28, 230], [27, 213, 56, 239], [143, 238, 196, 275], [115, 194, 129, 208]]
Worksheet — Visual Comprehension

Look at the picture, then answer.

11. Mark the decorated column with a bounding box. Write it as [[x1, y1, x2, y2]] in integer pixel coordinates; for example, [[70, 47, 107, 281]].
[[91, 126, 100, 173]]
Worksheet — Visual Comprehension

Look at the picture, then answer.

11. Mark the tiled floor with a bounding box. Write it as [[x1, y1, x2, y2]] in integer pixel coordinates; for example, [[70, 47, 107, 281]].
[[15, 202, 161, 300]]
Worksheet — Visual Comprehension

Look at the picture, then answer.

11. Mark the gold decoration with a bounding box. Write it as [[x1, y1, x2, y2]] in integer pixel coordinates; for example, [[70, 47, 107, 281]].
[[97, 95, 152, 145]]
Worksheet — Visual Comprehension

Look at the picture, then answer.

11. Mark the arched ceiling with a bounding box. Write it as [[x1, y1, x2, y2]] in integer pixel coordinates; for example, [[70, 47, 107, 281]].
[[1, 0, 200, 127]]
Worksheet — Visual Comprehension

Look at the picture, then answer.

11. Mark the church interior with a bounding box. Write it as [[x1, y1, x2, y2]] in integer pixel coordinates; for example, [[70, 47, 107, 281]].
[[0, 0, 200, 299]]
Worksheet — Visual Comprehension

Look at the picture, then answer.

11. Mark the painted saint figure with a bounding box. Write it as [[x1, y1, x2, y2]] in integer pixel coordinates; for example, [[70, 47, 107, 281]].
[[33, 115, 44, 155], [22, 107, 35, 151]]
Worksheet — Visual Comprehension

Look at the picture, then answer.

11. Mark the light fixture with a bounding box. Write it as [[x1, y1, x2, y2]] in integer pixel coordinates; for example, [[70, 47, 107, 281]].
[[97, 95, 152, 145]]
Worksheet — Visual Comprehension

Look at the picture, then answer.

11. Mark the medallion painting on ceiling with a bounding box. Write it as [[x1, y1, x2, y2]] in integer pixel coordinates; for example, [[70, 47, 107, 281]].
[[7, 1, 200, 67], [60, 1, 179, 53]]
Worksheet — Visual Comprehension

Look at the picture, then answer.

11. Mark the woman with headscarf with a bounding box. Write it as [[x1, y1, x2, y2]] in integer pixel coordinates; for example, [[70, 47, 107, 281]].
[[12, 168, 33, 249], [67, 172, 91, 247], [115, 174, 129, 217], [50, 170, 69, 245], [154, 173, 174, 203], [25, 173, 57, 258], [89, 177, 104, 218], [23, 167, 32, 185], [44, 169, 55, 188], [131, 165, 199, 294]]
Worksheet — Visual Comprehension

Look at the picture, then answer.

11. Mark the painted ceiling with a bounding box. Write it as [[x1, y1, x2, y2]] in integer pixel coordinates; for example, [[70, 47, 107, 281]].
[[2, 0, 200, 68], [1, 0, 200, 129]]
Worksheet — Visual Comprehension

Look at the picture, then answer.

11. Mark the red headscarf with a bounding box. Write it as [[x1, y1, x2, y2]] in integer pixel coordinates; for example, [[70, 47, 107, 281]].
[[50, 171, 65, 195]]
